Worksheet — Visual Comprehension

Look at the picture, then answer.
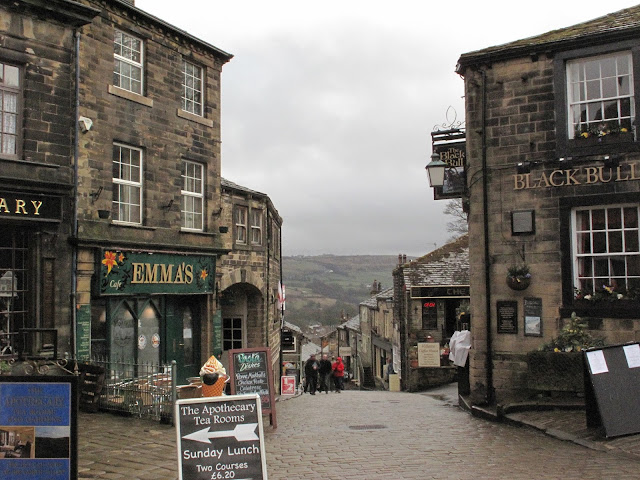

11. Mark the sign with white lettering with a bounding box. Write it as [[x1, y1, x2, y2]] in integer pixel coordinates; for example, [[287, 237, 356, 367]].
[[411, 286, 470, 298], [0, 376, 78, 480], [98, 251, 215, 295], [433, 142, 466, 200], [228, 348, 277, 428], [175, 394, 267, 480], [0, 191, 62, 222]]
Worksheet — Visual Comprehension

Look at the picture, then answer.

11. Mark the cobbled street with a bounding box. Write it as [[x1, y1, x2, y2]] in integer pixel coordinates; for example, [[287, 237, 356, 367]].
[[78, 388, 640, 480]]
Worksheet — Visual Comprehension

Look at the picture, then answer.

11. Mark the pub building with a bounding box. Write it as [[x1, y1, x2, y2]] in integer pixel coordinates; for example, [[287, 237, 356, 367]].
[[455, 5, 640, 406], [392, 235, 470, 391], [0, 2, 99, 359]]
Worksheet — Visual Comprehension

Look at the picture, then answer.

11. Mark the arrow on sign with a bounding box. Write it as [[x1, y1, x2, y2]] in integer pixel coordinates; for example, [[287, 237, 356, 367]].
[[183, 423, 259, 443]]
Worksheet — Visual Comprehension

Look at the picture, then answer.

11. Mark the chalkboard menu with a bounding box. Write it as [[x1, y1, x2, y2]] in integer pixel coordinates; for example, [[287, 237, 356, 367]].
[[584, 343, 640, 437], [497, 301, 518, 334], [175, 394, 267, 480], [0, 376, 78, 480], [76, 305, 91, 359], [228, 348, 277, 428]]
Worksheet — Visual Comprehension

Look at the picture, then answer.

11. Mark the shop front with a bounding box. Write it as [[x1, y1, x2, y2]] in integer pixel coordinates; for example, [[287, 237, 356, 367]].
[[87, 250, 216, 384], [0, 188, 72, 359]]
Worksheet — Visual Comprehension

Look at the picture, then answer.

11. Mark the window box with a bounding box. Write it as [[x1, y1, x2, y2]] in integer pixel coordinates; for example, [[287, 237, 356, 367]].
[[526, 351, 584, 393], [561, 299, 640, 318]]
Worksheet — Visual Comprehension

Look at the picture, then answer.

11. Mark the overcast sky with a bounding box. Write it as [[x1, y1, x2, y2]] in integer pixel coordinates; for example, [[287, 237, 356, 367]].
[[137, 0, 636, 256]]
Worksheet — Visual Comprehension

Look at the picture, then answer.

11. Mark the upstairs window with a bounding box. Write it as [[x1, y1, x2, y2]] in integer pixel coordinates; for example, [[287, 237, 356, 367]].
[[235, 206, 247, 244], [182, 60, 203, 116], [112, 144, 142, 225], [567, 52, 634, 139], [114, 30, 143, 95], [573, 205, 640, 295], [0, 62, 20, 158], [181, 160, 204, 231], [250, 209, 262, 245]]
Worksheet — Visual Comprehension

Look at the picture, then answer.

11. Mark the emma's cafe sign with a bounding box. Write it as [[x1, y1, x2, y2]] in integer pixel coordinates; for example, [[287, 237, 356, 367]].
[[513, 162, 640, 190], [98, 251, 215, 295]]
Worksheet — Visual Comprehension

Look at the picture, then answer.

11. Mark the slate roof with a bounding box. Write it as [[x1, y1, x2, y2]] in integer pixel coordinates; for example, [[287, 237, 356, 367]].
[[301, 341, 321, 359], [360, 287, 394, 309], [457, 5, 640, 71], [283, 321, 303, 335], [339, 314, 361, 333], [401, 234, 469, 288]]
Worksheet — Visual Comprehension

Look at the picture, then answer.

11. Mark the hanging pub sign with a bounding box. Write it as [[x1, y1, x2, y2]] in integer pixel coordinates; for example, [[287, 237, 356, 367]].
[[433, 142, 466, 200], [98, 251, 215, 295], [0, 190, 62, 222]]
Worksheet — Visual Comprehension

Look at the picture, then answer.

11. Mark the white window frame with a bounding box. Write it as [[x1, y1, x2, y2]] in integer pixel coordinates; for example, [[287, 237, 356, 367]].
[[572, 204, 640, 294], [182, 60, 203, 116], [0, 62, 21, 158], [112, 143, 143, 225], [250, 209, 262, 246], [567, 52, 634, 139], [114, 30, 144, 95], [235, 206, 248, 244], [281, 333, 297, 353], [181, 160, 204, 231]]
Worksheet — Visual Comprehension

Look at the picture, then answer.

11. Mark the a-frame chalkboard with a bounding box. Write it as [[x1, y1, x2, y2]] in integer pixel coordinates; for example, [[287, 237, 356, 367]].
[[228, 347, 277, 428], [583, 342, 640, 438]]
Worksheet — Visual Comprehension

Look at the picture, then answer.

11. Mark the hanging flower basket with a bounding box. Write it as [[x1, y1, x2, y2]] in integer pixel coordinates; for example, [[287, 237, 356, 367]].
[[506, 275, 530, 291]]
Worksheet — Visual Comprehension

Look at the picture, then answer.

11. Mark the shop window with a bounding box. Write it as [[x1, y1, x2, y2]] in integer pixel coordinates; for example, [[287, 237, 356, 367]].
[[182, 60, 203, 116], [181, 160, 204, 231], [114, 30, 143, 95], [271, 220, 280, 258], [422, 300, 437, 330], [223, 317, 243, 350], [0, 228, 29, 357], [0, 62, 21, 158], [250, 209, 262, 245], [234, 206, 247, 244], [112, 143, 143, 224], [573, 205, 640, 294], [281, 331, 296, 353]]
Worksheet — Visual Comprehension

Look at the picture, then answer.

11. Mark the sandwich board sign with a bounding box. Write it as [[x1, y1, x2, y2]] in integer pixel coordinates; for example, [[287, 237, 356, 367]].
[[176, 394, 267, 480]]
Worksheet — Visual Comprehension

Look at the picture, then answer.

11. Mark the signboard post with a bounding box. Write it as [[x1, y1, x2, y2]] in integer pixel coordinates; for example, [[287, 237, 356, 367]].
[[0, 376, 78, 480], [176, 394, 267, 480], [228, 348, 277, 428]]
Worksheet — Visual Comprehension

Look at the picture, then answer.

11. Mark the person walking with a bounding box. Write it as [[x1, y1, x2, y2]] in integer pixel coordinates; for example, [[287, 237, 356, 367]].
[[304, 353, 319, 395], [332, 356, 345, 392], [318, 353, 333, 393]]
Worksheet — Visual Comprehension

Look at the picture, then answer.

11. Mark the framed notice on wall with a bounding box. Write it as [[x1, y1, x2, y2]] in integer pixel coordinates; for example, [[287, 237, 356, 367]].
[[497, 301, 518, 334], [524, 297, 542, 336]]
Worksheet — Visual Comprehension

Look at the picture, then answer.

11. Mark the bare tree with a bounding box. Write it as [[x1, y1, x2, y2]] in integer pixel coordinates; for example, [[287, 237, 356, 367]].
[[444, 198, 468, 240]]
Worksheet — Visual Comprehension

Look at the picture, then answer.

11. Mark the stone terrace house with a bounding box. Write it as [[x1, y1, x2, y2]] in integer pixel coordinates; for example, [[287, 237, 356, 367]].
[[456, 6, 640, 405], [359, 286, 395, 389], [393, 235, 469, 391], [217, 178, 283, 379], [72, 0, 233, 383], [0, 1, 99, 359]]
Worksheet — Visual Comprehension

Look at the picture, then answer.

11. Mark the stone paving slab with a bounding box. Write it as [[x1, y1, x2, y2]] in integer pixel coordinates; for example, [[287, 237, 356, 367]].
[[77, 386, 640, 479]]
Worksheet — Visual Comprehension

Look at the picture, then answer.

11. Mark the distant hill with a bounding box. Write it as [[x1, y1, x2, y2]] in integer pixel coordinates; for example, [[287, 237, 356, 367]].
[[282, 255, 405, 330]]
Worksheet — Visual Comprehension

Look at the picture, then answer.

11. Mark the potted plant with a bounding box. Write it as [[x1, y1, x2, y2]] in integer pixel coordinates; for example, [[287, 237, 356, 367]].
[[506, 264, 531, 290]]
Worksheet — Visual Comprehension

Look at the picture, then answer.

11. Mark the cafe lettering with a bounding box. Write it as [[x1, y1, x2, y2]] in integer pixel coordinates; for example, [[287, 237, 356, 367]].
[[98, 250, 215, 295], [514, 162, 640, 190]]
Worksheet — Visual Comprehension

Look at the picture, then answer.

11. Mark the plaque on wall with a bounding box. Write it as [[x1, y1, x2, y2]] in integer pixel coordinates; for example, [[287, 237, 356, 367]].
[[524, 297, 542, 336], [497, 300, 518, 334]]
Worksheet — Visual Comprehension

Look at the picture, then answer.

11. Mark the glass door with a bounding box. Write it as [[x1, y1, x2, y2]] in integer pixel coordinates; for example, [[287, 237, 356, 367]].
[[165, 297, 201, 384]]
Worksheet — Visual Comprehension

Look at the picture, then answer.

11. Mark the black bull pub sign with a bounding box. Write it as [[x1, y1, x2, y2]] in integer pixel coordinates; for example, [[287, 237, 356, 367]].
[[176, 394, 267, 480]]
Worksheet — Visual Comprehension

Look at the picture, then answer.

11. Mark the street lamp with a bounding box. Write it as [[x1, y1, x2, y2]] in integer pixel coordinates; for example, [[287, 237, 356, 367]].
[[425, 152, 447, 188]]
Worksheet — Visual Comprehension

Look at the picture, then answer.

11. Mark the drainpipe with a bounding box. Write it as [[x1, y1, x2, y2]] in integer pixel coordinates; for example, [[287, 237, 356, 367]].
[[70, 30, 81, 363], [481, 68, 494, 404]]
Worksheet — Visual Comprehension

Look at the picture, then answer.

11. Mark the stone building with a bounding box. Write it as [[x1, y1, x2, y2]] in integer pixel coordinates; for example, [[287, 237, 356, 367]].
[[359, 286, 395, 389], [456, 6, 640, 405], [217, 178, 283, 379], [0, 1, 98, 358], [393, 235, 469, 391]]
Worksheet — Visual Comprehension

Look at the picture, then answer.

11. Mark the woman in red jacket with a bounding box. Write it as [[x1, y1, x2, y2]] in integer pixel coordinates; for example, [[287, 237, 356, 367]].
[[332, 357, 345, 392]]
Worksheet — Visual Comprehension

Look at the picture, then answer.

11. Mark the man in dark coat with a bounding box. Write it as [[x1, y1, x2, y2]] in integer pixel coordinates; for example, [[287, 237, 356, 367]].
[[318, 353, 333, 393], [304, 353, 319, 395]]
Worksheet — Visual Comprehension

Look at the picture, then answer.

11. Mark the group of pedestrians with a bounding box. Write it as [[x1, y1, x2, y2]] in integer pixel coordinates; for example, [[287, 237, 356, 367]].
[[303, 353, 345, 395]]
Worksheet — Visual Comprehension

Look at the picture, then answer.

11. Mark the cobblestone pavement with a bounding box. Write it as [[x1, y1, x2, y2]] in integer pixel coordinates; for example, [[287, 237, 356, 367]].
[[78, 387, 640, 480]]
